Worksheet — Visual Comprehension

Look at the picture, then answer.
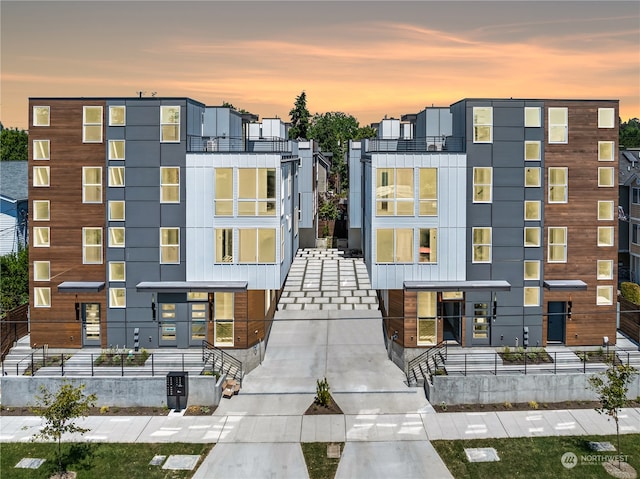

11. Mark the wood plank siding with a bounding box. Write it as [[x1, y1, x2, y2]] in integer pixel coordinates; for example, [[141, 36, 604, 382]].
[[29, 99, 107, 348], [543, 101, 619, 346]]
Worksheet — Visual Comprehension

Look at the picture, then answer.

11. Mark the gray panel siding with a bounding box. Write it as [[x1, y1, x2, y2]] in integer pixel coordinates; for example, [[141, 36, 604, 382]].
[[348, 142, 362, 229]]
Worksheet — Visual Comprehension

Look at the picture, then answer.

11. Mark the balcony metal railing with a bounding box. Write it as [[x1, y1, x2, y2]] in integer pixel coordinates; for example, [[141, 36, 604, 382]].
[[366, 136, 464, 153], [188, 135, 293, 153]]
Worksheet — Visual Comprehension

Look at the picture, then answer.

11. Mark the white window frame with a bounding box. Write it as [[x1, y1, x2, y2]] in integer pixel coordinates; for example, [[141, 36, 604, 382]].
[[108, 227, 125, 248], [108, 166, 125, 187], [548, 107, 568, 144], [597, 200, 614, 221], [108, 200, 125, 221], [524, 260, 540, 280], [597, 226, 614, 247], [472, 227, 492, 263], [82, 106, 103, 143], [109, 105, 126, 126], [33, 200, 50, 221], [33, 106, 50, 127], [160, 227, 180, 264], [598, 108, 615, 129], [215, 228, 234, 263], [109, 261, 126, 282], [160, 105, 180, 143], [33, 261, 50, 281], [597, 260, 613, 280], [597, 285, 613, 305], [33, 227, 50, 247], [525, 167, 541, 188], [108, 140, 125, 161], [109, 288, 126, 308], [524, 141, 541, 161], [160, 167, 180, 204], [34, 287, 51, 308], [33, 140, 50, 160], [473, 167, 492, 203], [598, 167, 614, 188], [548, 167, 568, 203], [33, 166, 50, 187], [548, 226, 567, 263], [524, 200, 541, 221], [598, 141, 614, 161], [473, 106, 493, 143], [523, 287, 540, 307], [82, 227, 103, 264], [82, 166, 103, 204], [524, 227, 541, 247], [238, 168, 277, 216], [524, 107, 541, 127]]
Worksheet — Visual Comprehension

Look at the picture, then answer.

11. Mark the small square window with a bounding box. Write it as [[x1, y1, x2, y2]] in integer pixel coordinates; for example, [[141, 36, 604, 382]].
[[33, 200, 50, 221], [108, 201, 125, 221], [33, 166, 50, 187], [33, 227, 50, 247], [525, 167, 541, 187], [33, 261, 50, 281], [33, 106, 50, 126], [598, 167, 614, 187], [524, 201, 541, 221], [597, 286, 613, 305], [597, 226, 614, 246], [108, 140, 125, 160], [598, 108, 615, 128], [597, 201, 614, 221], [109, 261, 126, 282], [524, 227, 541, 247], [597, 260, 613, 280], [524, 260, 540, 280], [108, 167, 125, 187], [524, 107, 541, 127], [34, 287, 51, 307], [109, 288, 126, 308], [524, 287, 539, 307], [109, 227, 125, 248], [109, 106, 126, 126], [33, 140, 50, 160], [598, 141, 614, 161], [524, 141, 541, 161]]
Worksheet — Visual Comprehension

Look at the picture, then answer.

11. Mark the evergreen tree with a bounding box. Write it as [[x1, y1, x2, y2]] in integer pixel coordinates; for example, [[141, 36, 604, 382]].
[[0, 127, 28, 161], [288, 91, 310, 140]]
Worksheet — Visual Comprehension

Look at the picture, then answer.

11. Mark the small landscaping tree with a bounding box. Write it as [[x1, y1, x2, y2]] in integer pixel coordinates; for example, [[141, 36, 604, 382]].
[[588, 360, 638, 471], [31, 381, 97, 477]]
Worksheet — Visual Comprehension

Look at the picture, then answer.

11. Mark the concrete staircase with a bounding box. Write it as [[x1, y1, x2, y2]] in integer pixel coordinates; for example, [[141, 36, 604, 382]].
[[1, 335, 38, 376]]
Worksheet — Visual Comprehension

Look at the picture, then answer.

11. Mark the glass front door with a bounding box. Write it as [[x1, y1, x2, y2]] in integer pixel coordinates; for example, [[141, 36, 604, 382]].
[[160, 303, 177, 346], [82, 303, 101, 346], [189, 303, 208, 346]]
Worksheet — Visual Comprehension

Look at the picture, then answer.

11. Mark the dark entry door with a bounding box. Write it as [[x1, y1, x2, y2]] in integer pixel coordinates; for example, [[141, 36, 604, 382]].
[[82, 303, 101, 346], [547, 301, 566, 343], [442, 301, 462, 343]]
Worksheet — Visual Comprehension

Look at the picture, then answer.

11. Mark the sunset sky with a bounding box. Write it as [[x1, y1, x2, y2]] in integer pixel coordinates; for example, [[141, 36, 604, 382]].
[[1, 1, 639, 130]]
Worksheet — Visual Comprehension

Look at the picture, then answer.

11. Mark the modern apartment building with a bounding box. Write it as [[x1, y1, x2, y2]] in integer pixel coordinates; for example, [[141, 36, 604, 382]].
[[618, 148, 640, 283], [28, 97, 300, 368], [353, 99, 619, 368]]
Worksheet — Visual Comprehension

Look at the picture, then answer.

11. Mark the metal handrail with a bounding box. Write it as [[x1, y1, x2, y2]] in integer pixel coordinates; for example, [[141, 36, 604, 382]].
[[406, 341, 447, 383], [202, 340, 243, 385]]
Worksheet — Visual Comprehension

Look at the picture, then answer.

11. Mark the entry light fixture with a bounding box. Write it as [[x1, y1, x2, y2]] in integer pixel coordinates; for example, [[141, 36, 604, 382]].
[[492, 293, 497, 321], [567, 295, 572, 320], [75, 294, 80, 321], [151, 293, 156, 321]]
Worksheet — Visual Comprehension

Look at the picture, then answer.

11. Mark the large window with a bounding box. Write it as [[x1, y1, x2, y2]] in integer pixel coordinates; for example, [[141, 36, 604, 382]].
[[524, 107, 541, 127], [524, 260, 540, 280], [523, 287, 539, 307], [108, 227, 125, 248], [82, 167, 102, 203], [598, 201, 614, 221], [597, 226, 614, 247], [108, 201, 125, 221], [160, 227, 180, 264], [376, 168, 414, 216], [419, 168, 437, 215], [33, 200, 50, 221], [598, 167, 614, 188], [548, 227, 567, 263], [109, 288, 126, 308], [83, 106, 103, 143], [548, 167, 568, 203], [524, 201, 541, 221], [238, 168, 276, 215], [597, 260, 613, 280], [109, 106, 126, 126], [239, 228, 276, 263], [108, 166, 125, 187], [548, 107, 568, 143], [215, 228, 233, 263], [33, 166, 50, 187], [33, 227, 50, 247], [214, 292, 234, 346], [108, 140, 125, 160], [524, 141, 541, 161], [33, 106, 50, 127], [160, 106, 180, 142], [33, 261, 50, 281], [525, 167, 541, 187], [419, 228, 437, 263], [598, 108, 615, 129], [34, 287, 51, 307], [473, 167, 492, 203], [376, 228, 413, 263], [417, 291, 437, 346], [598, 141, 614, 161], [160, 167, 180, 203], [33, 140, 50, 160], [597, 286, 613, 305], [109, 261, 126, 282], [83, 227, 103, 264], [472, 227, 491, 263], [215, 168, 233, 216], [473, 107, 493, 143], [524, 227, 541, 247]]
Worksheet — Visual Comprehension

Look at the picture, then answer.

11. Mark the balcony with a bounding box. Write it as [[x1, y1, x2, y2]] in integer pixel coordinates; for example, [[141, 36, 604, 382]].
[[188, 135, 295, 154], [366, 136, 464, 153]]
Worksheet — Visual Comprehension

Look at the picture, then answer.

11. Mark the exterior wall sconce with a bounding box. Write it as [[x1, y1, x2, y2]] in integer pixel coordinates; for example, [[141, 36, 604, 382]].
[[492, 293, 497, 321], [391, 330, 398, 341], [567, 296, 572, 320], [151, 293, 156, 321], [75, 294, 80, 322]]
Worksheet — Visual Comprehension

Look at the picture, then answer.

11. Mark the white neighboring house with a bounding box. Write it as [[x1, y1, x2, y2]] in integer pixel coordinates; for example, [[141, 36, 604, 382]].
[[0, 161, 28, 256]]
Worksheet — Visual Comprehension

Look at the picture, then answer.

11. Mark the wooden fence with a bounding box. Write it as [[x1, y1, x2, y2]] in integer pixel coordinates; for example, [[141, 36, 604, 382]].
[[619, 297, 640, 343], [1, 303, 28, 361]]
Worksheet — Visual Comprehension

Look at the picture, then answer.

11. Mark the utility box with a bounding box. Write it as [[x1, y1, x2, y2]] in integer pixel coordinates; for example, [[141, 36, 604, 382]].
[[166, 372, 189, 411]]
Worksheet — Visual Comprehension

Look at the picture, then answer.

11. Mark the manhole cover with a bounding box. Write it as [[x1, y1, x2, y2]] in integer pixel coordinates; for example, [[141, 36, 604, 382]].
[[327, 444, 341, 458], [15, 458, 46, 469], [162, 455, 200, 470]]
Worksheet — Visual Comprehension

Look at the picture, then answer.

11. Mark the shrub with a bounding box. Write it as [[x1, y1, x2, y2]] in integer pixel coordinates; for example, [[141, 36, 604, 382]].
[[528, 400, 539, 409], [316, 377, 331, 407], [620, 282, 640, 304], [99, 405, 110, 414], [503, 401, 513, 409]]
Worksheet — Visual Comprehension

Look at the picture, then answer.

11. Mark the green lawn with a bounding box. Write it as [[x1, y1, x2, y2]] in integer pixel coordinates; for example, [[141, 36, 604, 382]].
[[0, 443, 213, 479], [301, 442, 344, 479], [432, 434, 640, 479]]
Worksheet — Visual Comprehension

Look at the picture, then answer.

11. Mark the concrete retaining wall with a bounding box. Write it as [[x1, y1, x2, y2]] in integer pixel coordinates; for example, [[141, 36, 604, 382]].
[[0, 375, 224, 408], [426, 373, 640, 405]]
